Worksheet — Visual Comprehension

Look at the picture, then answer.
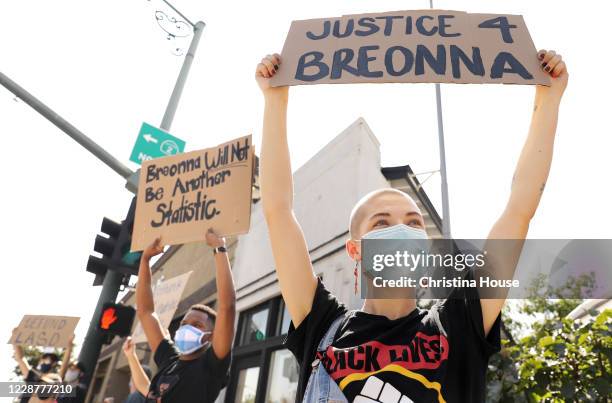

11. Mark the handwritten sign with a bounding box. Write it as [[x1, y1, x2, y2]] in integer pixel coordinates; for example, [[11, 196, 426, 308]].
[[132, 271, 192, 343], [271, 10, 550, 86], [132, 135, 254, 251], [9, 315, 79, 348]]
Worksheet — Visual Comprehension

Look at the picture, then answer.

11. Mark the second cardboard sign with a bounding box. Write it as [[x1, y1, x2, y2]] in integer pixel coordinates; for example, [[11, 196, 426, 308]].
[[131, 135, 254, 251]]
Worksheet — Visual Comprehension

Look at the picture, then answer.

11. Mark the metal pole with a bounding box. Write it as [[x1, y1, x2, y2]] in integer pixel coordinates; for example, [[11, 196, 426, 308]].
[[0, 72, 133, 180], [160, 21, 205, 131], [429, 0, 451, 238], [78, 271, 124, 384]]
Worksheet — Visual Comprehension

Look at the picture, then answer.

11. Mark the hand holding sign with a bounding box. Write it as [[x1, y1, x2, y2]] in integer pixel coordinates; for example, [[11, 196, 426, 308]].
[[536, 49, 568, 100], [205, 228, 226, 249], [256, 53, 288, 97], [142, 237, 164, 260]]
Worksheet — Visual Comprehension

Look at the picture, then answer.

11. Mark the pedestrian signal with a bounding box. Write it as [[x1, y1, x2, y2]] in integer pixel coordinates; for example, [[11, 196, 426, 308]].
[[98, 303, 135, 337]]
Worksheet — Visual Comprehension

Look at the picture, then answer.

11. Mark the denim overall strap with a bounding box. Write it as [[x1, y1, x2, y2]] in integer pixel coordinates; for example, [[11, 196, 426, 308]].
[[302, 314, 348, 403], [318, 314, 344, 350]]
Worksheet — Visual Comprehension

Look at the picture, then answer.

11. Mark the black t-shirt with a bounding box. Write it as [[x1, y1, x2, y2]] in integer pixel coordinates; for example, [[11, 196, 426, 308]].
[[147, 339, 230, 403], [20, 370, 40, 403], [285, 277, 501, 403]]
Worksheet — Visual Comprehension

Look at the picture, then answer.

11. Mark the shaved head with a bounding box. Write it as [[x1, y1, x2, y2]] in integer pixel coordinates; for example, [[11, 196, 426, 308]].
[[349, 188, 421, 239]]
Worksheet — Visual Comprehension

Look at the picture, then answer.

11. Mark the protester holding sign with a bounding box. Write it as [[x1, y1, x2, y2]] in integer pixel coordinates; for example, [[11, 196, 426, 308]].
[[136, 228, 236, 403], [12, 339, 74, 403], [256, 47, 567, 403]]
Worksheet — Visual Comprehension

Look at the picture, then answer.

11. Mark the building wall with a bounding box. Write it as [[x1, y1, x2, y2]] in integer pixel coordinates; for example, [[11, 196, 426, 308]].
[[232, 118, 390, 313], [90, 117, 442, 403]]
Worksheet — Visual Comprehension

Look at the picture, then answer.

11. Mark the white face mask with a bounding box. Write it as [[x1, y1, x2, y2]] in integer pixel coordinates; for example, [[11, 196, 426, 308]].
[[65, 369, 80, 383], [174, 324, 212, 355]]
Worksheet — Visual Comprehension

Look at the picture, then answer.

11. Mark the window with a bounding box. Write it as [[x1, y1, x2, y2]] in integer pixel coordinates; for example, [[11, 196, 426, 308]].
[[239, 305, 270, 345], [278, 302, 291, 336], [234, 366, 260, 403], [228, 297, 296, 403], [265, 349, 299, 403]]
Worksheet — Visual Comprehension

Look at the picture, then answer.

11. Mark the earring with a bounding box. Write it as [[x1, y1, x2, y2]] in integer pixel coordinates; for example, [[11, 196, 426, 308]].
[[354, 260, 359, 295]]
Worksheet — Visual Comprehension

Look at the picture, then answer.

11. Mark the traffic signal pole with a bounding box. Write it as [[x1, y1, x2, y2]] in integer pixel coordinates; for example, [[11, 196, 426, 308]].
[[79, 17, 206, 390], [78, 199, 136, 382]]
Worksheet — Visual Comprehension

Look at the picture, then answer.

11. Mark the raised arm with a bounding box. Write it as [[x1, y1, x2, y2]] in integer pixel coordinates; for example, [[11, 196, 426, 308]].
[[205, 229, 235, 359], [12, 343, 30, 378], [122, 337, 150, 396], [256, 54, 318, 327], [482, 50, 568, 335], [58, 334, 75, 379], [136, 238, 167, 354]]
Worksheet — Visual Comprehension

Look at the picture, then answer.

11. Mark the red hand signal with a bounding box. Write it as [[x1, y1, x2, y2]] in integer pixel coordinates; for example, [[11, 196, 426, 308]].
[[101, 308, 118, 329]]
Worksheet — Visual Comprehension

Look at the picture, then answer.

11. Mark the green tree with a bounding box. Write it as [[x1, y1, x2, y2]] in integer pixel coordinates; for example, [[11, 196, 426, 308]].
[[487, 274, 612, 402]]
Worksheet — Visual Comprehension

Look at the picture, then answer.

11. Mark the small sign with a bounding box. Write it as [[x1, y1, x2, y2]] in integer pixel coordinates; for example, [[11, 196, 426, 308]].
[[132, 271, 193, 343], [129, 122, 186, 165], [9, 315, 80, 348]]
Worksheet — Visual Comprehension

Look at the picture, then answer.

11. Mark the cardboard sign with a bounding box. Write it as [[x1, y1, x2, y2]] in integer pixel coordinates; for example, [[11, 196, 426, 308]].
[[132, 135, 254, 251], [8, 315, 79, 348], [271, 10, 550, 86], [132, 271, 192, 343]]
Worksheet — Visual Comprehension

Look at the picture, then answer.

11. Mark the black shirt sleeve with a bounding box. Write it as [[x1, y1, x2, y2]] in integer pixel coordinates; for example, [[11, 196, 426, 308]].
[[153, 339, 180, 369], [284, 278, 347, 402], [438, 270, 501, 357], [203, 346, 231, 387], [284, 278, 348, 363]]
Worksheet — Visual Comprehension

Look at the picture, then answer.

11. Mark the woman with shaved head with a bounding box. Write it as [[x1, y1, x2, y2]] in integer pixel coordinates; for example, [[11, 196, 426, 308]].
[[255, 48, 568, 403]]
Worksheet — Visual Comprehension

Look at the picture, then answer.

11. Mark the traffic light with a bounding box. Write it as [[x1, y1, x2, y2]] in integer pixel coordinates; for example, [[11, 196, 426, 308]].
[[86, 198, 142, 286], [98, 303, 136, 337]]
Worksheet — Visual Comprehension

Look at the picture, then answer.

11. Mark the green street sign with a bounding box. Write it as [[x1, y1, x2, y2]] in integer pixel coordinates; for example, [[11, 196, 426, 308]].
[[129, 122, 186, 165]]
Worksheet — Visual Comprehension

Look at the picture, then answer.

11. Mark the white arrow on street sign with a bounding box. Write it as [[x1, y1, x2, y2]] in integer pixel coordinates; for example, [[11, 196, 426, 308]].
[[130, 122, 186, 166], [143, 133, 158, 144]]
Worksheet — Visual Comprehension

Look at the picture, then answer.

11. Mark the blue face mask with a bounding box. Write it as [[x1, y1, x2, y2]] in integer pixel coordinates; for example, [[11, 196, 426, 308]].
[[174, 324, 211, 355], [362, 223, 428, 241]]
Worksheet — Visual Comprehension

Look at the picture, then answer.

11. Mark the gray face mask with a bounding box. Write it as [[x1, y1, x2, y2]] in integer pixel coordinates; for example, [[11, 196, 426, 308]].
[[362, 223, 428, 241]]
